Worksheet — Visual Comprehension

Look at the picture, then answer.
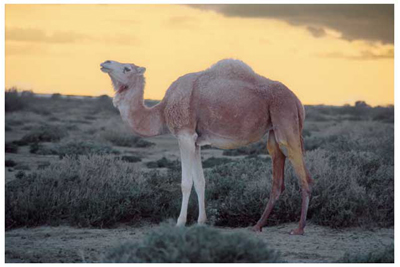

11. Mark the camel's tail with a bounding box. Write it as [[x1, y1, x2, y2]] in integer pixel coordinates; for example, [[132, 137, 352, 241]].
[[296, 99, 306, 155]]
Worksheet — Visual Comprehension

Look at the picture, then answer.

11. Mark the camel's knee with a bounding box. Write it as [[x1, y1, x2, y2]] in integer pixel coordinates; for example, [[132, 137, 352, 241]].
[[270, 182, 284, 201], [274, 188, 283, 201], [181, 180, 193, 194], [280, 183, 286, 194], [193, 177, 205, 190]]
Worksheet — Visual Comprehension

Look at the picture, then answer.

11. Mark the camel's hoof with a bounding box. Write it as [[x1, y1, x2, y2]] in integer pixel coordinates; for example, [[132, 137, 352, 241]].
[[251, 225, 263, 232], [289, 228, 304, 235], [176, 220, 186, 227]]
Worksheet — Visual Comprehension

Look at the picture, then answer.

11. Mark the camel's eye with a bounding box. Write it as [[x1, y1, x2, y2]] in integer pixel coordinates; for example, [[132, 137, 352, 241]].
[[123, 67, 131, 73]]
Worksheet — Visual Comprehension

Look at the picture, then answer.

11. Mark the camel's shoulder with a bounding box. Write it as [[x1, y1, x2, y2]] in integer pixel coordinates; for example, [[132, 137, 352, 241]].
[[163, 72, 200, 132]]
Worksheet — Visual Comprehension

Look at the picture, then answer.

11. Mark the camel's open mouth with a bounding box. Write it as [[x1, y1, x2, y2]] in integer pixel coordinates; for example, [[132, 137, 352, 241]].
[[100, 67, 112, 73]]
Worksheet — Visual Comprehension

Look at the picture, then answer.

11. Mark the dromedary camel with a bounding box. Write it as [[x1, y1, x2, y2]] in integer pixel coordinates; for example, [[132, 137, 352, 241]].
[[100, 59, 313, 235]]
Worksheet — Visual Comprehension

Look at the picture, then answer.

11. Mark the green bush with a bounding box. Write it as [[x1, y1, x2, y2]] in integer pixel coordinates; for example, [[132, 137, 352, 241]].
[[118, 155, 142, 163], [102, 130, 155, 148], [5, 88, 26, 112], [16, 125, 67, 145], [339, 245, 394, 263], [92, 95, 119, 114], [146, 157, 180, 170], [5, 119, 394, 230], [5, 142, 19, 153], [5, 155, 181, 229], [103, 223, 282, 263], [222, 141, 266, 156], [51, 93, 62, 100], [30, 141, 119, 158], [202, 157, 234, 168], [5, 160, 17, 167]]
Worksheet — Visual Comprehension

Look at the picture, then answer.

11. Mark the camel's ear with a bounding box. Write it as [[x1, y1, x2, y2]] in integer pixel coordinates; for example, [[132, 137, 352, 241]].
[[137, 67, 146, 75]]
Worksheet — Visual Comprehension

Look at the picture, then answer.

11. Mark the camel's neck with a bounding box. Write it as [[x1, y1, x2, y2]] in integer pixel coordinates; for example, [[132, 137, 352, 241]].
[[114, 76, 166, 137]]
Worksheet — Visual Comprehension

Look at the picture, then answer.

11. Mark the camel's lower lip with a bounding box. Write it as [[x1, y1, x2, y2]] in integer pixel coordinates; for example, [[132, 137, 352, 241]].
[[101, 67, 112, 73]]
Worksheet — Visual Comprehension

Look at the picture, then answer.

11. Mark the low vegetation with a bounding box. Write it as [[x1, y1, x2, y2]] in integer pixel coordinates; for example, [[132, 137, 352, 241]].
[[6, 127, 393, 229], [5, 143, 18, 153], [222, 141, 266, 156], [5, 160, 17, 168], [118, 155, 142, 163], [146, 157, 180, 170], [202, 157, 234, 168], [15, 125, 67, 145], [5, 88, 27, 112], [102, 130, 155, 148], [103, 223, 282, 263], [5, 96, 394, 232], [339, 245, 394, 263], [30, 141, 119, 158]]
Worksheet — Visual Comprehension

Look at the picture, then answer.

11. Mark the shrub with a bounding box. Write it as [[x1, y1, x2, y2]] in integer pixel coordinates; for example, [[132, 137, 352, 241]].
[[17, 125, 67, 145], [202, 157, 234, 169], [30, 141, 119, 158], [56, 142, 120, 158], [5, 143, 18, 153], [103, 223, 282, 263], [339, 245, 394, 263], [146, 157, 180, 170], [29, 106, 51, 116], [102, 130, 155, 148], [118, 155, 142, 163], [7, 120, 24, 126], [5, 118, 394, 230], [37, 161, 51, 170], [5, 160, 17, 167], [14, 165, 31, 171], [208, 148, 393, 228], [222, 141, 266, 156], [51, 93, 62, 100], [5, 88, 26, 112], [5, 155, 181, 229], [84, 115, 97, 120], [93, 95, 119, 113]]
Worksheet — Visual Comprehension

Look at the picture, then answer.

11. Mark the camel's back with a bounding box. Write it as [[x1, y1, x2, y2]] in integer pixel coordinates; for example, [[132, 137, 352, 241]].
[[163, 59, 303, 139]]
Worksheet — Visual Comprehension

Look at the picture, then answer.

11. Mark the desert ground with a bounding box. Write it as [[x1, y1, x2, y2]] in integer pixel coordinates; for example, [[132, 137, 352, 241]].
[[5, 90, 394, 263]]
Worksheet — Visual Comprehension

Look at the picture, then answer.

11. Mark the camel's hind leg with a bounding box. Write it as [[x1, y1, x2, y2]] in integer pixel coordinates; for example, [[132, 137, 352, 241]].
[[252, 130, 286, 232], [274, 126, 313, 235]]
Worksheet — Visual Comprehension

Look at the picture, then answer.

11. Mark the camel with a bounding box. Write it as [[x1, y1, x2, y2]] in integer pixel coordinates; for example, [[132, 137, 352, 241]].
[[100, 59, 313, 235]]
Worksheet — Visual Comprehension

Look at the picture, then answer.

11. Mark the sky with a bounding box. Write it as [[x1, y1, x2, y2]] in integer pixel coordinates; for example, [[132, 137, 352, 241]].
[[5, 4, 394, 106]]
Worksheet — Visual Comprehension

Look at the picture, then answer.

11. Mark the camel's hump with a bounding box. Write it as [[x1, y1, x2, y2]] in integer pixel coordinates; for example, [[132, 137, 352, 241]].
[[207, 59, 257, 79]]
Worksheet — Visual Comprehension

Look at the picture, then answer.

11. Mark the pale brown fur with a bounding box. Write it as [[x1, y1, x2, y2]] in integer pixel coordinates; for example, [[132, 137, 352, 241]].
[[100, 59, 313, 235]]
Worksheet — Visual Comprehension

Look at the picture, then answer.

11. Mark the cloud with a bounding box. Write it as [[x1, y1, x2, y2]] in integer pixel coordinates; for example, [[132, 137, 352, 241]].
[[6, 43, 47, 56], [167, 16, 199, 29], [319, 48, 393, 60], [6, 27, 90, 43], [6, 27, 139, 48], [102, 34, 140, 46], [307, 26, 326, 38], [189, 4, 394, 43]]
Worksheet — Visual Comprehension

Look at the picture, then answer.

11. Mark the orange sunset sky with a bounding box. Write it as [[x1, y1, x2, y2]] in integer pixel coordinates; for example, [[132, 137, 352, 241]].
[[5, 4, 394, 106]]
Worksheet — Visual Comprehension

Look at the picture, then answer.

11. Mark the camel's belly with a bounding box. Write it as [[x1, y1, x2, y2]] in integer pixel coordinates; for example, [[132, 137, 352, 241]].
[[195, 128, 269, 149]]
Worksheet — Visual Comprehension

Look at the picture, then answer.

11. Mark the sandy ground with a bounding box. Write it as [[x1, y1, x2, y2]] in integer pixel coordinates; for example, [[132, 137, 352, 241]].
[[5, 223, 393, 263]]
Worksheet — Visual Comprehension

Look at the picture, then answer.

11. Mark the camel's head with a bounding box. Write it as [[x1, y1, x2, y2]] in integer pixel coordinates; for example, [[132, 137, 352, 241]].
[[100, 60, 146, 93]]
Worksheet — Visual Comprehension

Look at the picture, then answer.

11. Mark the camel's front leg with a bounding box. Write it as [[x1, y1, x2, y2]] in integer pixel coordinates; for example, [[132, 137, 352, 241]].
[[176, 133, 197, 226]]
